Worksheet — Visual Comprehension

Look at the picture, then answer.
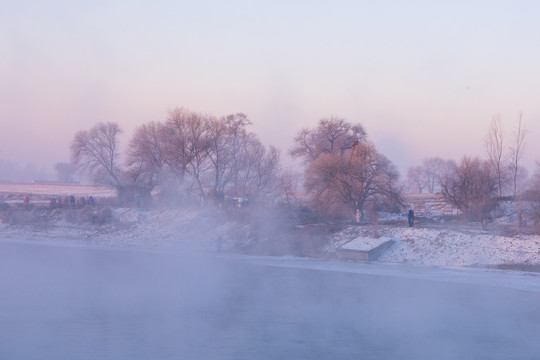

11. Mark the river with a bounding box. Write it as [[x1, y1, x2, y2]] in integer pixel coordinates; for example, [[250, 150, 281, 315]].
[[1, 240, 539, 359]]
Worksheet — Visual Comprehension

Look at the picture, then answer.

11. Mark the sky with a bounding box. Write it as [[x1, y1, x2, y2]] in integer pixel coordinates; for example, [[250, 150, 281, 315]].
[[1, 0, 540, 180]]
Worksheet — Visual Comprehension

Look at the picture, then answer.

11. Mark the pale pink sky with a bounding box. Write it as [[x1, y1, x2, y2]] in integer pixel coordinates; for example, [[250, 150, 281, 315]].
[[1, 1, 540, 180]]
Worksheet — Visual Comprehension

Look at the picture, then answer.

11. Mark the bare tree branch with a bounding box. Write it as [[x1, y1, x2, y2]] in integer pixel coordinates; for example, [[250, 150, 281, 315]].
[[70, 122, 124, 188], [485, 114, 506, 196], [508, 112, 527, 197]]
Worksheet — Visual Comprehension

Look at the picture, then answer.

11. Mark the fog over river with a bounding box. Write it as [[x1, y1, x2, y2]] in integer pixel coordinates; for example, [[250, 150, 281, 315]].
[[1, 240, 539, 360]]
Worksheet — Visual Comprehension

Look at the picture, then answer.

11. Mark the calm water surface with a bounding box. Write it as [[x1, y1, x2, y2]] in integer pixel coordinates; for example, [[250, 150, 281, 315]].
[[0, 240, 539, 359]]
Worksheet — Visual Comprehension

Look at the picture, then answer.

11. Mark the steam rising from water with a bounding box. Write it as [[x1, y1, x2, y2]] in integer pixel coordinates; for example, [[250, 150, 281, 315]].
[[1, 239, 539, 359]]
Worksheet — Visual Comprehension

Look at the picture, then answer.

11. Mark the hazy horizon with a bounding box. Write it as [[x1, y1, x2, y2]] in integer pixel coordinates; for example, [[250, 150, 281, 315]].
[[2, 1, 540, 181]]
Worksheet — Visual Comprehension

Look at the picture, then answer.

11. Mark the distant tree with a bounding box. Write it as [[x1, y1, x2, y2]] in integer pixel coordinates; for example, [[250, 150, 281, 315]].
[[290, 116, 367, 163], [54, 162, 77, 183], [485, 114, 506, 196], [407, 165, 425, 193], [125, 121, 168, 201], [423, 157, 447, 193], [277, 170, 302, 209], [154, 109, 283, 205], [407, 157, 448, 194], [68, 108, 283, 207], [162, 108, 198, 181], [70, 122, 124, 188], [204, 113, 252, 202], [235, 139, 281, 205], [439, 156, 499, 227], [223, 113, 252, 189], [524, 163, 540, 228], [183, 112, 214, 199], [508, 112, 527, 197], [511, 165, 529, 200]]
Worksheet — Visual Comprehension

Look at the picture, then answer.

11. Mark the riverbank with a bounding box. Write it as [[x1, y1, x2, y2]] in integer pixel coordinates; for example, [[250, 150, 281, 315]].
[[1, 206, 539, 271]]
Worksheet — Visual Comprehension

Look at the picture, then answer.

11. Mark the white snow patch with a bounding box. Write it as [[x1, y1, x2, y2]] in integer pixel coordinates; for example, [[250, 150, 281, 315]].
[[329, 225, 540, 268], [341, 236, 392, 251]]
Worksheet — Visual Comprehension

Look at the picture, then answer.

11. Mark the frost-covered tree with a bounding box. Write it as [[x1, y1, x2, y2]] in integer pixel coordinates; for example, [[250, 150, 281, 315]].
[[290, 117, 367, 163], [407, 165, 426, 193], [485, 114, 506, 196], [407, 157, 447, 194], [162, 107, 201, 181], [125, 121, 168, 200], [305, 142, 402, 221], [126, 108, 282, 205], [234, 137, 281, 205], [523, 163, 540, 229], [422, 157, 447, 193], [508, 112, 527, 197], [71, 122, 124, 188], [439, 156, 499, 227]]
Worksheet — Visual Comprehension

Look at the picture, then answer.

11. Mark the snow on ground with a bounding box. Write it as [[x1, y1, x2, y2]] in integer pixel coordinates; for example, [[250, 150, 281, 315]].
[[403, 193, 461, 219], [339, 235, 392, 251], [1, 185, 540, 270], [2, 206, 539, 269], [329, 225, 540, 268], [0, 207, 246, 252]]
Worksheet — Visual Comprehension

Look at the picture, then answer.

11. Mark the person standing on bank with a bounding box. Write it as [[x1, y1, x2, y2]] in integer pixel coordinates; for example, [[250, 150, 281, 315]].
[[408, 209, 415, 227]]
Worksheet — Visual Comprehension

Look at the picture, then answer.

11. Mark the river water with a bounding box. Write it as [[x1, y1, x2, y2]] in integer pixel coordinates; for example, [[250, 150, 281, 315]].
[[1, 240, 539, 359]]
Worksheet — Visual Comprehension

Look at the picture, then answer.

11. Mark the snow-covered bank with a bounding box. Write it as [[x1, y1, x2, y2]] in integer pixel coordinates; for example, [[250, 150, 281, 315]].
[[0, 208, 242, 251], [1, 206, 540, 270], [329, 225, 540, 268]]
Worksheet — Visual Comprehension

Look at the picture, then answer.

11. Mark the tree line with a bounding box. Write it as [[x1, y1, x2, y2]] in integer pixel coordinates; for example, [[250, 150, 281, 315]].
[[69, 108, 282, 207], [63, 107, 540, 227], [63, 109, 403, 222]]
